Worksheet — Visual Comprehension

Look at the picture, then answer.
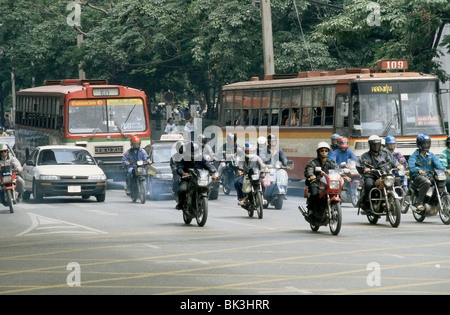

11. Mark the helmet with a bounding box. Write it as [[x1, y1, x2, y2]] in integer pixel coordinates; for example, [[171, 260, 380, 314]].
[[257, 136, 267, 147], [368, 135, 382, 152], [331, 134, 340, 141], [130, 136, 141, 149], [0, 144, 8, 152], [175, 141, 184, 155], [198, 134, 207, 145], [417, 133, 431, 151], [317, 142, 331, 154], [337, 136, 349, 150], [268, 134, 277, 142], [385, 135, 397, 144], [226, 133, 236, 143], [244, 142, 256, 159], [189, 141, 201, 160]]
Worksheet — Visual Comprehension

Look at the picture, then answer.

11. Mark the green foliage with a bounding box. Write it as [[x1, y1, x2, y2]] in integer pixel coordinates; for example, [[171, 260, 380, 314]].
[[0, 0, 448, 114]]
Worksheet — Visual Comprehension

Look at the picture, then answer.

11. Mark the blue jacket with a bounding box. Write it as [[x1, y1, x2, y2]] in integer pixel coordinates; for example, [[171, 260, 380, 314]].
[[122, 148, 150, 166], [408, 149, 444, 180], [330, 149, 358, 166]]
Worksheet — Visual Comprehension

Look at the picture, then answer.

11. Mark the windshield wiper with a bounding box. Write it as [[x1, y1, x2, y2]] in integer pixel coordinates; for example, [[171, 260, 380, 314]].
[[90, 113, 105, 140]]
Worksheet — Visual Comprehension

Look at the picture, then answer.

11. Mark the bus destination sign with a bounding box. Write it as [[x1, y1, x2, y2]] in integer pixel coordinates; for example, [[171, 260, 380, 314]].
[[92, 88, 120, 97], [377, 59, 408, 71]]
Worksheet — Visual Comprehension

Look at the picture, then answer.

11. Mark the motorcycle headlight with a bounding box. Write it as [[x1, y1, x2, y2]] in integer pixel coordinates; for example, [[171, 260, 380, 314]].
[[251, 174, 260, 181], [330, 180, 341, 189], [2, 176, 12, 182], [384, 176, 395, 188], [197, 179, 209, 187]]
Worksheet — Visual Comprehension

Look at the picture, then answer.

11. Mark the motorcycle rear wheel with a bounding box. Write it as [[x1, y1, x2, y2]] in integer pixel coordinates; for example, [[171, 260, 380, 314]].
[[329, 203, 342, 236], [7, 190, 13, 214], [196, 196, 208, 227]]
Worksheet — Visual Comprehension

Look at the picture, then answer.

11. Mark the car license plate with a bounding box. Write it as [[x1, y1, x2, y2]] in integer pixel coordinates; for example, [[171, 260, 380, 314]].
[[68, 185, 81, 193]]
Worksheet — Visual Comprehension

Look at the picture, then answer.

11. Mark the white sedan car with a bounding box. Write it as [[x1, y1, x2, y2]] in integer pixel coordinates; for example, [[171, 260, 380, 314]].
[[22, 145, 107, 202]]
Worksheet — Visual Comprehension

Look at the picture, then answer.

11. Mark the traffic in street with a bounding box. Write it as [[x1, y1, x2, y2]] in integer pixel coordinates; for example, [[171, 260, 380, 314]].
[[0, 183, 449, 295]]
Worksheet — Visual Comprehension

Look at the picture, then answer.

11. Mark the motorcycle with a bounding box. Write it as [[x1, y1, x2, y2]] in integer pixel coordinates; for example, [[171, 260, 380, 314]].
[[298, 167, 343, 236], [127, 160, 149, 204], [181, 168, 213, 227], [263, 160, 293, 210], [204, 154, 220, 200], [0, 164, 17, 213], [220, 152, 239, 195], [239, 167, 265, 219], [404, 165, 450, 225], [340, 159, 361, 207], [356, 162, 402, 228]]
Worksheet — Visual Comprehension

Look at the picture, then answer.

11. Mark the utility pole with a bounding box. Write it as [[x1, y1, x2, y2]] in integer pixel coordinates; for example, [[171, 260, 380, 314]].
[[260, 0, 275, 76], [67, 1, 86, 80]]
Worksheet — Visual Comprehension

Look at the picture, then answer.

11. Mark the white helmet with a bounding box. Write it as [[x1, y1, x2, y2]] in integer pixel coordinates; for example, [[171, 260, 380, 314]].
[[317, 142, 331, 152], [257, 136, 267, 147]]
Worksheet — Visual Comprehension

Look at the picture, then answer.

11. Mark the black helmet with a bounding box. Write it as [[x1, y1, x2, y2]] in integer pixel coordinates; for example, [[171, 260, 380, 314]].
[[198, 134, 207, 145]]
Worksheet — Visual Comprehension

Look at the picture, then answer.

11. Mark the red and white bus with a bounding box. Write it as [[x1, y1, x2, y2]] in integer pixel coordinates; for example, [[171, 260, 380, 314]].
[[218, 60, 448, 180], [14, 79, 151, 180]]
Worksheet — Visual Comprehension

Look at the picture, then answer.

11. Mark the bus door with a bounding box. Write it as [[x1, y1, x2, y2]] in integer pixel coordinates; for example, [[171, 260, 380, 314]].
[[334, 94, 350, 137]]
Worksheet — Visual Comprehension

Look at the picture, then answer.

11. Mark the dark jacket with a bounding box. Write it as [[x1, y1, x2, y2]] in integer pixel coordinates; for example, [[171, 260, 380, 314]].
[[304, 157, 339, 185], [357, 149, 398, 179], [176, 155, 216, 177]]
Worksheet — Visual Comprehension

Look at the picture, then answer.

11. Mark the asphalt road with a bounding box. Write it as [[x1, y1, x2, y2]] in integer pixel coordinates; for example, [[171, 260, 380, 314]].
[[0, 181, 449, 297]]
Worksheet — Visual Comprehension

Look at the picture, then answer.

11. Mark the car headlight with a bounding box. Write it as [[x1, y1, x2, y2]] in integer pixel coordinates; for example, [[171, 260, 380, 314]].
[[88, 174, 107, 180], [384, 176, 395, 188], [40, 175, 60, 180]]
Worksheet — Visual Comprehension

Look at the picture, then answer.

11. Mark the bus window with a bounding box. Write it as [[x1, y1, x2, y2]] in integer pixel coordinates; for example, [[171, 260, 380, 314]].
[[282, 108, 289, 126], [312, 107, 322, 126], [301, 108, 311, 125], [233, 109, 241, 126], [324, 107, 334, 125], [251, 109, 259, 125], [261, 109, 270, 125], [271, 109, 279, 126]]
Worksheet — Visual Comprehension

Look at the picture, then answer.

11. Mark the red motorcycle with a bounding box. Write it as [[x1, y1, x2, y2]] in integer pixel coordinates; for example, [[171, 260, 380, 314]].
[[299, 167, 343, 235], [0, 165, 17, 213]]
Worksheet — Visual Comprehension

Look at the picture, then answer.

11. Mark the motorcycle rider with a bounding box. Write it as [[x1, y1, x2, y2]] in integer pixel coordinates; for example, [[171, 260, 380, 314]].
[[175, 141, 217, 210], [358, 135, 403, 211], [438, 135, 450, 192], [218, 133, 242, 177], [409, 133, 446, 211], [384, 135, 408, 186], [235, 142, 268, 205], [170, 141, 185, 197], [330, 134, 340, 152], [122, 136, 152, 194], [330, 136, 358, 167], [304, 142, 339, 216], [198, 134, 215, 161], [0, 144, 24, 202]]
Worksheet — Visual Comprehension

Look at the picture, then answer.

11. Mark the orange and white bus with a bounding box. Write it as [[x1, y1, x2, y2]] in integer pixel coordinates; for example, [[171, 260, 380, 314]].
[[14, 79, 151, 180], [218, 60, 448, 180]]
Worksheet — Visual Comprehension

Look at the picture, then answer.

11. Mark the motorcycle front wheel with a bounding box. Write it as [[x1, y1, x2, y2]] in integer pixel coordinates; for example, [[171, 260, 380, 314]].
[[439, 193, 450, 225], [196, 196, 208, 227], [6, 190, 13, 214], [256, 191, 263, 219], [387, 195, 401, 228], [329, 203, 342, 236], [138, 179, 146, 204]]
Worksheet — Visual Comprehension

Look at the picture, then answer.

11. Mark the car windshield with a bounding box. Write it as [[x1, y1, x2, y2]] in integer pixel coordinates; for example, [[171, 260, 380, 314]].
[[152, 146, 176, 163], [38, 149, 96, 166]]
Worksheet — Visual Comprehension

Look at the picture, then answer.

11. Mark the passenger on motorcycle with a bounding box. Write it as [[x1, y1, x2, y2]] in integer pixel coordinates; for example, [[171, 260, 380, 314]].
[[438, 135, 450, 192], [198, 134, 215, 161], [257, 136, 271, 164], [357, 135, 402, 210], [304, 142, 339, 215], [0, 144, 24, 202], [122, 136, 152, 194], [267, 134, 291, 169], [217, 133, 242, 177], [175, 142, 217, 210], [384, 135, 408, 185], [235, 142, 268, 205], [408, 133, 446, 211], [330, 136, 357, 166]]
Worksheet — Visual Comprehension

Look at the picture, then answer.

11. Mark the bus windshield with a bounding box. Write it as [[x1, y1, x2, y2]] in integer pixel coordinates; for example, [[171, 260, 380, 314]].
[[350, 80, 444, 137], [68, 98, 147, 134]]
